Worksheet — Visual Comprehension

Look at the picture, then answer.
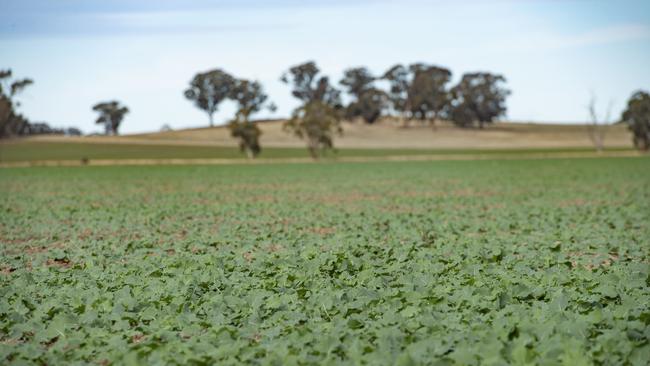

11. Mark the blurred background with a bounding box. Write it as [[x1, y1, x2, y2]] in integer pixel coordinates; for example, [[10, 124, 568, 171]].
[[2, 0, 649, 134]]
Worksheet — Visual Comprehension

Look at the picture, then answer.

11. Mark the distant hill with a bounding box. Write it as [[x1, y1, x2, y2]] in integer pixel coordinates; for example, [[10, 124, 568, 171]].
[[17, 119, 633, 149]]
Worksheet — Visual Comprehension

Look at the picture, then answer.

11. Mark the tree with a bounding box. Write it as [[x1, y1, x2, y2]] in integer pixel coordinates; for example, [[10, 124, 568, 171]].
[[621, 90, 650, 151], [92, 101, 129, 135], [345, 88, 388, 124], [1, 69, 81, 138], [340, 67, 375, 98], [0, 70, 34, 101], [407, 64, 451, 124], [65, 127, 83, 136], [340, 67, 388, 123], [229, 122, 262, 159], [281, 61, 343, 158], [281, 61, 341, 106], [448, 72, 510, 128], [382, 64, 410, 121], [184, 69, 235, 127], [381, 63, 452, 126], [228, 79, 272, 158], [0, 96, 19, 138], [0, 69, 34, 138], [230, 79, 269, 122], [284, 100, 342, 159], [586, 93, 611, 152]]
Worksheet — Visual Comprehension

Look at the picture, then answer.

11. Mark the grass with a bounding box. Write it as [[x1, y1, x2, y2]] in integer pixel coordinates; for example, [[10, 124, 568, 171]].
[[0, 140, 635, 163], [1, 157, 649, 364], [128, 119, 634, 150]]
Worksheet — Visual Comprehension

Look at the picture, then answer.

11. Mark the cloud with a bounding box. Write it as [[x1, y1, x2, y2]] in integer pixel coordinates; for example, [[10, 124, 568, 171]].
[[0, 10, 296, 39], [488, 24, 650, 52], [0, 0, 380, 38], [547, 24, 650, 48], [96, 10, 297, 34]]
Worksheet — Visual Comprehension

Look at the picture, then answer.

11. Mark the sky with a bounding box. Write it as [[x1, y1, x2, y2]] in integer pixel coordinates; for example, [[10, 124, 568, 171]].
[[1, 0, 650, 134]]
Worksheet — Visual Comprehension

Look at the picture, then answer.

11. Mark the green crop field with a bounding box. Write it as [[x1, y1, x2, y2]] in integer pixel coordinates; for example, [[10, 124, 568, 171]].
[[1, 157, 649, 365], [0, 140, 635, 164]]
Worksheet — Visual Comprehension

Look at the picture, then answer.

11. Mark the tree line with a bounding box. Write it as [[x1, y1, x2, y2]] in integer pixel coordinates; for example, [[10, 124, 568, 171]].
[[1, 64, 649, 155], [182, 61, 650, 157], [183, 61, 513, 158]]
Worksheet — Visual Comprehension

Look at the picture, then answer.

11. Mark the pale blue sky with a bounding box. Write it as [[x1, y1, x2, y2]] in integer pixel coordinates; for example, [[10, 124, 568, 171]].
[[2, 0, 649, 134]]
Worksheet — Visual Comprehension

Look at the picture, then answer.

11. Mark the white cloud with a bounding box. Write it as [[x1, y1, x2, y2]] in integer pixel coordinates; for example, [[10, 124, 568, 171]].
[[487, 24, 650, 53]]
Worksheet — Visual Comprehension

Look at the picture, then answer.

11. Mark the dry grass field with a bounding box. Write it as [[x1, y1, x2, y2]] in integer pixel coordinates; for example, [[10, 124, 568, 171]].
[[1, 120, 639, 166], [17, 120, 634, 149]]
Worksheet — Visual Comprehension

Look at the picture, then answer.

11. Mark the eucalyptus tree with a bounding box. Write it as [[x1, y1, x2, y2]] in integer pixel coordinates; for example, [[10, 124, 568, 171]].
[[621, 90, 650, 151], [407, 64, 451, 123], [340, 67, 388, 123], [340, 67, 375, 98], [228, 79, 273, 158], [0, 69, 33, 138], [281, 61, 341, 106], [284, 100, 343, 159], [92, 101, 129, 135], [382, 64, 410, 120], [281, 61, 343, 158], [448, 72, 510, 128], [184, 69, 235, 127], [381, 63, 452, 125], [345, 88, 388, 124]]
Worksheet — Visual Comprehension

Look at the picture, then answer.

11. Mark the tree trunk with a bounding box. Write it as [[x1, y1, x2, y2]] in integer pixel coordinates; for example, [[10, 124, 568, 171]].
[[594, 129, 603, 152], [309, 147, 319, 160], [430, 111, 438, 130], [111, 119, 119, 135], [400, 111, 409, 128], [308, 140, 319, 160], [208, 113, 214, 127], [588, 125, 605, 152]]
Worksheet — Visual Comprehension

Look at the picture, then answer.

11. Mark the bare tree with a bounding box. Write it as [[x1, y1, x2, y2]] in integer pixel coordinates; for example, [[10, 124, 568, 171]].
[[587, 93, 612, 152]]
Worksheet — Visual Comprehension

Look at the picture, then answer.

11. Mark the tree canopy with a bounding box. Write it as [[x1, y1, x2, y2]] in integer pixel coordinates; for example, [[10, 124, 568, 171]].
[[228, 79, 272, 158], [0, 69, 34, 138], [340, 67, 375, 97], [340, 67, 388, 123], [407, 64, 451, 122], [230, 79, 269, 121], [621, 90, 650, 151], [447, 72, 510, 128], [282, 61, 343, 158], [281, 61, 341, 107], [380, 63, 452, 124], [229, 121, 262, 159], [382, 64, 410, 118], [92, 101, 129, 135], [184, 69, 236, 127], [284, 100, 342, 159], [345, 88, 388, 124]]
